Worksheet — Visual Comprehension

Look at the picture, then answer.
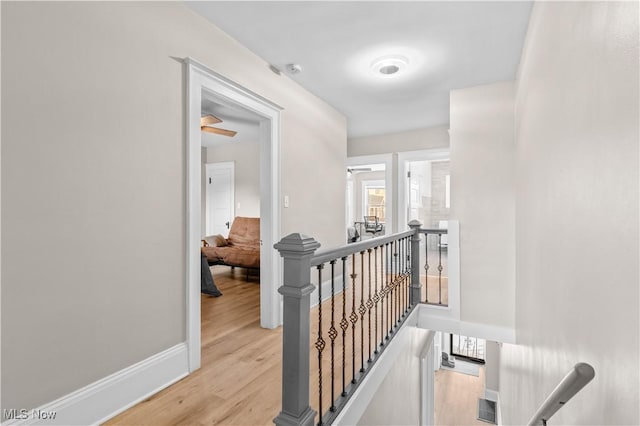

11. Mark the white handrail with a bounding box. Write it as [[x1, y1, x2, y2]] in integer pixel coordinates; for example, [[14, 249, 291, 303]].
[[527, 363, 595, 426]]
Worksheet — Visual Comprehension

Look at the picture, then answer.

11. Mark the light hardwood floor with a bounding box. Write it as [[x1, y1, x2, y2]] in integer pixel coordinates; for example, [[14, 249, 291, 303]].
[[107, 263, 475, 426], [435, 367, 488, 426], [106, 266, 282, 426]]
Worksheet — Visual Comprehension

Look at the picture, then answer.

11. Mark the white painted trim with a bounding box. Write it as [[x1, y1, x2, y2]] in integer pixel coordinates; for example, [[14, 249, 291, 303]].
[[346, 154, 393, 234], [484, 390, 502, 425], [484, 388, 499, 402], [419, 330, 437, 426], [416, 306, 516, 344], [185, 57, 283, 372], [397, 149, 449, 232], [1, 344, 189, 426]]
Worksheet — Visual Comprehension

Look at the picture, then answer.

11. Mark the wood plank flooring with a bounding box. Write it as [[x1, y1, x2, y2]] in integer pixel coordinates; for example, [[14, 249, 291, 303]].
[[106, 266, 281, 426], [435, 367, 488, 426], [107, 263, 477, 426]]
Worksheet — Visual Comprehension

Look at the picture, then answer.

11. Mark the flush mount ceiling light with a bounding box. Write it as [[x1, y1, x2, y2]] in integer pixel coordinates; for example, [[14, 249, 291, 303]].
[[370, 55, 409, 77]]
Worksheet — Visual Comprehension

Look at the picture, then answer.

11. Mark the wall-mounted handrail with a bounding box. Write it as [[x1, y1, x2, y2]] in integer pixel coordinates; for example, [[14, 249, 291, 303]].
[[527, 363, 595, 426]]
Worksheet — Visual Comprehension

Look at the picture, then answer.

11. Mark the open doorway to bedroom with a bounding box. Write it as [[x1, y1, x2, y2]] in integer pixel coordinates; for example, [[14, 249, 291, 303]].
[[200, 97, 262, 282], [186, 59, 282, 372], [199, 96, 264, 360]]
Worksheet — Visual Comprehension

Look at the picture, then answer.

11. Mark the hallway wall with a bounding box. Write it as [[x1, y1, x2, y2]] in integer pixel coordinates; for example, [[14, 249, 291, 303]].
[[449, 81, 516, 330], [500, 2, 639, 424], [1, 1, 346, 413]]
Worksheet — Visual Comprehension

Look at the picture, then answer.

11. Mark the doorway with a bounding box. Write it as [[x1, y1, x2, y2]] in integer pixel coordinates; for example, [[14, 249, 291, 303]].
[[345, 154, 393, 242], [397, 149, 450, 232], [186, 58, 282, 372]]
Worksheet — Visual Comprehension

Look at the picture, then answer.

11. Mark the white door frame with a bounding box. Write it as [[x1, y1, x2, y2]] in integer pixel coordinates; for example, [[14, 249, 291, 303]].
[[205, 162, 235, 237], [346, 154, 393, 234], [185, 58, 282, 372], [397, 149, 449, 232]]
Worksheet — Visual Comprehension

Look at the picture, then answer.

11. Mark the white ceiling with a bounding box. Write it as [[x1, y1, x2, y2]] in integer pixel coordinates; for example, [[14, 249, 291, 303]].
[[201, 95, 261, 148], [187, 1, 532, 138]]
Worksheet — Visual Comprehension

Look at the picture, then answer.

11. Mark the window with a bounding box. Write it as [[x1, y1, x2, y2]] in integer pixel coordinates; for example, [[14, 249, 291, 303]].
[[363, 181, 385, 222]]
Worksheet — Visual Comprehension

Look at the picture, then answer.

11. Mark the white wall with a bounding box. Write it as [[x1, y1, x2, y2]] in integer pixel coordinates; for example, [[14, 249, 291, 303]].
[[206, 142, 260, 219], [348, 126, 449, 232], [348, 126, 449, 158], [484, 341, 500, 393], [449, 81, 516, 329], [357, 327, 431, 426], [500, 2, 639, 424], [1, 1, 346, 413]]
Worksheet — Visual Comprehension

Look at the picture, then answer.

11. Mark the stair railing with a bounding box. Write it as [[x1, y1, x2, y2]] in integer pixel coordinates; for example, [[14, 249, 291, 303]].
[[273, 220, 428, 426], [527, 362, 596, 426]]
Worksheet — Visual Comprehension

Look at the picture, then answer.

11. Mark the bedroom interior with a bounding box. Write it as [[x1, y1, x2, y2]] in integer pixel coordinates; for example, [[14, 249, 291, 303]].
[[200, 95, 263, 349]]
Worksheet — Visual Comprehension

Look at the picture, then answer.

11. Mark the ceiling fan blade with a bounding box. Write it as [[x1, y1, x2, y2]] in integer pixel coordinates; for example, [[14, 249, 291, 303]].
[[201, 126, 237, 137], [200, 115, 222, 126]]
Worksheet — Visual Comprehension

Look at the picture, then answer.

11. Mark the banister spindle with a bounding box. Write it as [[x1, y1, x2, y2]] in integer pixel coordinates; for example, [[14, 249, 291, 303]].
[[315, 264, 325, 426], [358, 251, 366, 373], [328, 260, 338, 412], [438, 233, 443, 305], [379, 245, 385, 348], [373, 246, 380, 355], [366, 249, 373, 363], [349, 253, 358, 384], [340, 257, 348, 397], [424, 233, 430, 304], [385, 242, 391, 341]]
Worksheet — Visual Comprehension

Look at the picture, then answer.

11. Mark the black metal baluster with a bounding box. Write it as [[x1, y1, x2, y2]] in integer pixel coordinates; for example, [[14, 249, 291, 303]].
[[438, 233, 443, 305], [373, 246, 380, 355], [349, 253, 358, 384], [328, 260, 337, 412], [315, 264, 325, 426], [379, 244, 385, 348], [340, 257, 348, 397], [407, 236, 411, 311], [393, 240, 398, 326], [385, 242, 391, 341], [366, 248, 373, 363], [424, 233, 430, 304], [400, 238, 407, 318], [406, 237, 410, 313], [359, 251, 366, 373], [388, 241, 393, 335]]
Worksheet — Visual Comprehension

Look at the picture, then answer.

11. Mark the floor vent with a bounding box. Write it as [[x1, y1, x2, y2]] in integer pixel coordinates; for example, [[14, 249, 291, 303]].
[[478, 398, 497, 424]]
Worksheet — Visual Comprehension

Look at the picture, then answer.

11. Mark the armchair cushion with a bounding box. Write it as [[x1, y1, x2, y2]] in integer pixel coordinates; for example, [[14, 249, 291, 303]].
[[202, 217, 260, 270]]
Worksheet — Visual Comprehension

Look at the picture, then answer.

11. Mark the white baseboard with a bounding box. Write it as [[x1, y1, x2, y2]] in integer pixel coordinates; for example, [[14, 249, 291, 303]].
[[2, 343, 189, 426]]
